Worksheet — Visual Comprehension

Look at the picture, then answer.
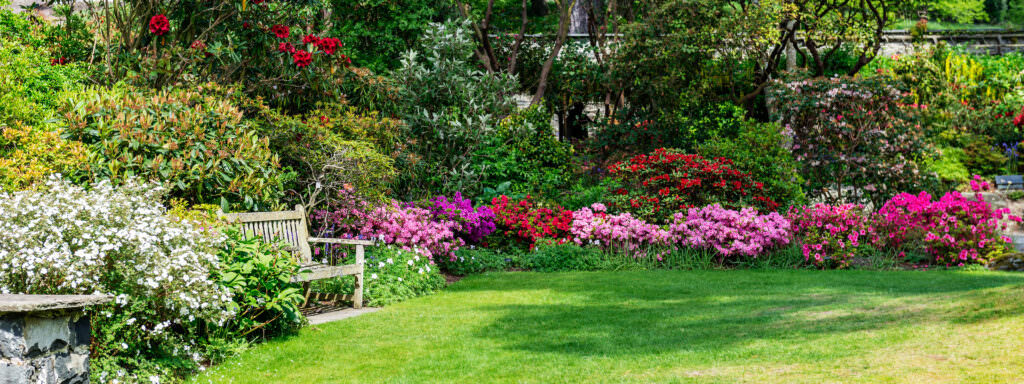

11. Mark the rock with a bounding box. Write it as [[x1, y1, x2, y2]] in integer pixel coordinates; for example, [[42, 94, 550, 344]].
[[988, 252, 1024, 271]]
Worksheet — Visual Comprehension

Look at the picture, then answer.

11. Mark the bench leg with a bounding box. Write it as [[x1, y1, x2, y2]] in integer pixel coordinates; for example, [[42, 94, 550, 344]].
[[302, 282, 312, 307], [353, 266, 364, 309]]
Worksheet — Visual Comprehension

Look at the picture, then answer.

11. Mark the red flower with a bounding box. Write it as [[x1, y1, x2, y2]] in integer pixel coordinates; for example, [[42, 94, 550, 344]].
[[278, 42, 295, 53], [320, 116, 329, 124], [50, 57, 68, 66], [1014, 106, 1024, 128], [190, 39, 207, 50], [148, 14, 170, 36], [302, 34, 320, 45], [292, 49, 312, 67], [270, 24, 289, 39], [316, 37, 341, 55]]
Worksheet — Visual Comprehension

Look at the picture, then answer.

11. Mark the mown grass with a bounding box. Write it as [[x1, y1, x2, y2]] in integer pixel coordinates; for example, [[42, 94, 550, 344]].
[[194, 270, 1024, 384]]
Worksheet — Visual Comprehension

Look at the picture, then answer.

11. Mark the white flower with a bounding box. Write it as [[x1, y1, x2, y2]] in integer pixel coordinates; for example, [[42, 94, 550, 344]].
[[370, 273, 378, 279], [426, 266, 431, 272], [397, 277, 403, 282], [407, 259, 414, 266], [121, 343, 128, 349], [418, 268, 424, 274], [149, 375, 160, 384], [387, 258, 394, 264], [378, 262, 385, 268]]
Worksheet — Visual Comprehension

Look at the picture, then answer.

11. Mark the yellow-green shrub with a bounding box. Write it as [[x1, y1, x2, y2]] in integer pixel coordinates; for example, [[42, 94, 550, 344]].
[[0, 122, 90, 190]]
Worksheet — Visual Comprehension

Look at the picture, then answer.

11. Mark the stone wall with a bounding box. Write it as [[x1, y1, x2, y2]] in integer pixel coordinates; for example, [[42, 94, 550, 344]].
[[0, 295, 110, 384], [0, 313, 92, 384]]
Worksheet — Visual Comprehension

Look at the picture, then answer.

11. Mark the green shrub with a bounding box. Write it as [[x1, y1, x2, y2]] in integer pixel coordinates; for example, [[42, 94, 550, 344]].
[[313, 246, 445, 307], [61, 85, 288, 210], [437, 248, 511, 275], [698, 121, 805, 208], [216, 226, 306, 340], [473, 105, 574, 201], [391, 20, 518, 199], [525, 241, 610, 272], [328, 0, 445, 72], [927, 147, 972, 185]]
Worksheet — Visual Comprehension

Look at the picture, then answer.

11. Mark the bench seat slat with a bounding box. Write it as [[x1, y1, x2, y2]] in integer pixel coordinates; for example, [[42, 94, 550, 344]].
[[293, 263, 363, 282]]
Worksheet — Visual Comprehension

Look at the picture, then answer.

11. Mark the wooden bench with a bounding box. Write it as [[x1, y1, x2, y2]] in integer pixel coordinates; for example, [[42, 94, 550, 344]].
[[220, 205, 373, 308]]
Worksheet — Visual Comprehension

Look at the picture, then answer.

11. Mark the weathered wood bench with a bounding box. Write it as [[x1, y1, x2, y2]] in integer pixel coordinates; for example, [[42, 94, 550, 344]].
[[220, 205, 373, 308]]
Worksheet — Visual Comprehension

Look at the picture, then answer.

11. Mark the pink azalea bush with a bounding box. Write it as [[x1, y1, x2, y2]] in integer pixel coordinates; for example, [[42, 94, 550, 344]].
[[788, 204, 875, 268], [312, 193, 496, 262], [873, 190, 1018, 266], [570, 203, 672, 258], [669, 204, 791, 258]]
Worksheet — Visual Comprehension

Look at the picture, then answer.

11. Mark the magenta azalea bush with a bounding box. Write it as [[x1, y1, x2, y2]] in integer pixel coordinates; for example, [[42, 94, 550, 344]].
[[873, 190, 1018, 266], [669, 204, 791, 258], [788, 204, 875, 268], [430, 192, 496, 244], [570, 203, 672, 257]]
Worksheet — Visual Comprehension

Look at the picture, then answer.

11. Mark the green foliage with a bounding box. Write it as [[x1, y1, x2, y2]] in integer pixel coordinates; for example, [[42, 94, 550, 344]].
[[216, 226, 306, 340], [242, 100, 399, 209], [391, 20, 518, 199], [524, 241, 610, 272], [931, 0, 990, 23], [313, 246, 445, 307], [0, 122, 90, 191], [926, 147, 972, 185], [592, 102, 756, 158], [437, 248, 512, 275], [697, 120, 806, 208], [60, 85, 288, 210], [329, 0, 448, 72], [473, 105, 574, 202], [962, 135, 1008, 176]]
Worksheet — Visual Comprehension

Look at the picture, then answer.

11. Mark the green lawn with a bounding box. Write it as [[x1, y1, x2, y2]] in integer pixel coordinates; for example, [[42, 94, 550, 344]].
[[194, 270, 1024, 383]]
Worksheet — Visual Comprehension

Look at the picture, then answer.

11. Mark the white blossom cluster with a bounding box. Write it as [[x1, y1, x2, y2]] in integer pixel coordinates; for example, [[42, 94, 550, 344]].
[[0, 175, 234, 327]]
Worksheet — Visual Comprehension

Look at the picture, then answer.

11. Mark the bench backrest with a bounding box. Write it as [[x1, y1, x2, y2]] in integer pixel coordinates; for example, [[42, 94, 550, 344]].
[[222, 205, 313, 264]]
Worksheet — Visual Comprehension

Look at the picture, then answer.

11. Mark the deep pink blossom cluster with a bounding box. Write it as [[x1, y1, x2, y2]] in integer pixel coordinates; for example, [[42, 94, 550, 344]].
[[788, 204, 875, 268], [570, 203, 672, 258], [430, 193, 496, 244], [670, 204, 791, 257], [358, 202, 463, 261], [873, 190, 1019, 265]]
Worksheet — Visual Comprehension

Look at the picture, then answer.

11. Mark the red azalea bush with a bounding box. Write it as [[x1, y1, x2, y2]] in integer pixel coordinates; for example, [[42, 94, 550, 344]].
[[488, 195, 574, 250], [788, 204, 876, 269], [604, 148, 778, 223], [872, 189, 1019, 266]]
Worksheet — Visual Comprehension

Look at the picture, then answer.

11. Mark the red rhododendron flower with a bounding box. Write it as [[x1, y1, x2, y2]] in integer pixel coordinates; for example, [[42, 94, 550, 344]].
[[190, 39, 207, 50], [1014, 106, 1024, 128], [278, 42, 295, 53], [270, 24, 289, 39], [292, 49, 312, 67], [148, 14, 170, 36], [50, 57, 68, 65], [316, 37, 341, 55], [302, 34, 320, 45]]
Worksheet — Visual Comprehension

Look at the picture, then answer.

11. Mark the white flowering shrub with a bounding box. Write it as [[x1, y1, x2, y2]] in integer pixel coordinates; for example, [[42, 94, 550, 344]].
[[0, 176, 233, 382], [312, 246, 444, 307]]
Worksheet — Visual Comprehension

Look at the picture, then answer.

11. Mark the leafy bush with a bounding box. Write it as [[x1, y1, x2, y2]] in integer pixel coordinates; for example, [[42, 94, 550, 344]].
[[773, 76, 936, 207], [931, 0, 990, 23], [216, 226, 305, 340], [391, 20, 518, 199], [788, 204, 875, 269], [0, 176, 232, 381], [873, 190, 1018, 266], [669, 204, 792, 260], [697, 120, 806, 208], [473, 105, 575, 201], [488, 195, 574, 250], [591, 102, 753, 157], [524, 240, 610, 272], [605, 148, 778, 223], [314, 246, 445, 307], [328, 0, 445, 72], [927, 147, 972, 185], [436, 247, 511, 275], [61, 85, 287, 210]]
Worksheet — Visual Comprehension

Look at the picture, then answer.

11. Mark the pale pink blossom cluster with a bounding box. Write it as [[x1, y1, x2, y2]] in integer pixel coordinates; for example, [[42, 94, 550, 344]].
[[669, 204, 791, 257], [570, 204, 672, 258]]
